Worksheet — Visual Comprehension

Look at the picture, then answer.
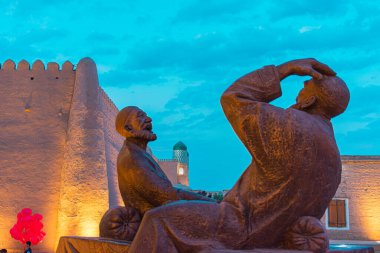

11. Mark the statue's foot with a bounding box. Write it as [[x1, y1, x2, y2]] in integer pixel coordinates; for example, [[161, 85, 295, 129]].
[[99, 206, 141, 241], [282, 216, 329, 253]]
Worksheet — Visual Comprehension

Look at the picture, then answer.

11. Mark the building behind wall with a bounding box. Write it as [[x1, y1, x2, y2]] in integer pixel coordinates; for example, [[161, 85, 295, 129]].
[[156, 141, 190, 187]]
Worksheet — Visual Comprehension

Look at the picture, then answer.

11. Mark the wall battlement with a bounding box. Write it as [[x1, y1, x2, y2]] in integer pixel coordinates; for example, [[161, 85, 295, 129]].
[[0, 59, 75, 72]]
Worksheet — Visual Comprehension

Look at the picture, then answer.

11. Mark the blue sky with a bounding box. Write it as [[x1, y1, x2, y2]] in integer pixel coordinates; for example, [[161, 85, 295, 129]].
[[1, 0, 379, 190]]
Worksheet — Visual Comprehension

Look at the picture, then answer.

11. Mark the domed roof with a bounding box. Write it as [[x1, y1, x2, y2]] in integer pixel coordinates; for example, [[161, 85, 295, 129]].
[[173, 141, 187, 151]]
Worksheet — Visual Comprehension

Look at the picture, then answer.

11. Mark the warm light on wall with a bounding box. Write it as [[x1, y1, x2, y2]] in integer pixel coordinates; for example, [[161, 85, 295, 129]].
[[356, 196, 380, 240], [79, 218, 99, 237], [176, 163, 189, 186]]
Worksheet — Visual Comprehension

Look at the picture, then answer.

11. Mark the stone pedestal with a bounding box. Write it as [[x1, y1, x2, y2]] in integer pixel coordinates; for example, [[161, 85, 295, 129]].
[[56, 236, 130, 253], [56, 236, 375, 253]]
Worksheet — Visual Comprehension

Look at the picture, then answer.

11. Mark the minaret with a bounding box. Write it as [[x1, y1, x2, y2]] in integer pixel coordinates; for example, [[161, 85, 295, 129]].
[[173, 141, 189, 164], [173, 141, 189, 186]]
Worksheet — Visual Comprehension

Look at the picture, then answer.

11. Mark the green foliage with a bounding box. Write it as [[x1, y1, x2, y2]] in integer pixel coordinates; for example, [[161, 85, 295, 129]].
[[212, 193, 224, 203]]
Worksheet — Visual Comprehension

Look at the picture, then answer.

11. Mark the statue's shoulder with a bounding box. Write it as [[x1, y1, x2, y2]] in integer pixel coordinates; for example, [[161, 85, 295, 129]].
[[118, 143, 145, 166], [286, 108, 333, 136]]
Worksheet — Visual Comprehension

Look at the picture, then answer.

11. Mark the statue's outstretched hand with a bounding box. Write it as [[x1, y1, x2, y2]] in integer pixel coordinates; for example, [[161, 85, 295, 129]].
[[276, 58, 336, 80]]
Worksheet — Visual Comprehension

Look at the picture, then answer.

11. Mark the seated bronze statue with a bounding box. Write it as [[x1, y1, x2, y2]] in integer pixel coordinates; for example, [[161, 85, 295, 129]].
[[100, 107, 213, 241], [101, 58, 349, 253]]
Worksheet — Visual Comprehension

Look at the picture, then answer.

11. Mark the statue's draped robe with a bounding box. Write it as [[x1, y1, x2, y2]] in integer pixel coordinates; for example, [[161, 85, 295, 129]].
[[128, 66, 342, 253], [118, 141, 210, 216], [118, 141, 180, 215]]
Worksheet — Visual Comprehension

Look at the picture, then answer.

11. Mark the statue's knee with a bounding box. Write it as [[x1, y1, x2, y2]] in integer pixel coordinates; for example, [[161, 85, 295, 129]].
[[143, 207, 161, 220], [99, 206, 141, 241], [282, 216, 329, 253]]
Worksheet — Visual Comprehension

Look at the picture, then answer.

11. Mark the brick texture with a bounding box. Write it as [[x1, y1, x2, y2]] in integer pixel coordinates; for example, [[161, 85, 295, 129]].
[[322, 157, 380, 241]]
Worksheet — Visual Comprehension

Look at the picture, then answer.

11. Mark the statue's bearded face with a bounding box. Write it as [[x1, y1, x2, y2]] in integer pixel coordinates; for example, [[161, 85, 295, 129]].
[[126, 109, 157, 141]]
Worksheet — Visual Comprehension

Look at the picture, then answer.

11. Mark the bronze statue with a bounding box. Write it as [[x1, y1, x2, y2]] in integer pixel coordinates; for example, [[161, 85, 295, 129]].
[[100, 106, 214, 241], [115, 106, 214, 215], [125, 58, 349, 253]]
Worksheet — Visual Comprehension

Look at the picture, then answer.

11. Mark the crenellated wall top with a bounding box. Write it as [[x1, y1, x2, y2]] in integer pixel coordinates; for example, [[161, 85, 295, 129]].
[[0, 59, 75, 73]]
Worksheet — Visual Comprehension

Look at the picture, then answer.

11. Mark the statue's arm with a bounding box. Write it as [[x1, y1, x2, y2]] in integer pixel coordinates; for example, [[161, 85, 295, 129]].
[[276, 58, 336, 80], [175, 189, 216, 202], [220, 65, 283, 152], [130, 165, 215, 205], [220, 59, 336, 154], [126, 158, 181, 206], [220, 65, 282, 111], [220, 58, 336, 115]]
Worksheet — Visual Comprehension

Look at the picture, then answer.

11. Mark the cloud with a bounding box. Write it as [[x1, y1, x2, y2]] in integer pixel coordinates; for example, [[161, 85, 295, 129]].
[[99, 68, 158, 87], [89, 47, 120, 56], [173, 0, 256, 23], [268, 0, 349, 20], [336, 118, 380, 154], [87, 32, 116, 42], [0, 28, 70, 62], [4, 1, 18, 16], [123, 8, 380, 86], [97, 64, 114, 74], [102, 75, 201, 112], [299, 26, 321, 33], [125, 32, 229, 71], [333, 85, 380, 154]]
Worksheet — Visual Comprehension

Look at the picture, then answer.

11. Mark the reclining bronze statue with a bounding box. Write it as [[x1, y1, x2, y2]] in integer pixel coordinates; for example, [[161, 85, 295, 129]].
[[100, 58, 350, 253]]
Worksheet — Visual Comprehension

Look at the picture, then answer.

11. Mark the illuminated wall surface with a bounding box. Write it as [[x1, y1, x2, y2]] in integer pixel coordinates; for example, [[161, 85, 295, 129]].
[[0, 58, 125, 252], [0, 58, 190, 252], [322, 156, 380, 241]]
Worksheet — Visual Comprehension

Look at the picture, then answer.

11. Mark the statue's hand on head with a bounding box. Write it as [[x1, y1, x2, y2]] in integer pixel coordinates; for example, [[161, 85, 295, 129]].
[[276, 58, 336, 80]]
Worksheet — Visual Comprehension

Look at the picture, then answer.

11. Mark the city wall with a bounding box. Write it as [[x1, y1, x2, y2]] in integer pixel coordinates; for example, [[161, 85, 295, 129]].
[[0, 58, 123, 252]]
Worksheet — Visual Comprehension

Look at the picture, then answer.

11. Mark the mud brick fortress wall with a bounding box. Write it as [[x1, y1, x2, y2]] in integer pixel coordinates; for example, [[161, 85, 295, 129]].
[[0, 58, 189, 252], [0, 58, 124, 252]]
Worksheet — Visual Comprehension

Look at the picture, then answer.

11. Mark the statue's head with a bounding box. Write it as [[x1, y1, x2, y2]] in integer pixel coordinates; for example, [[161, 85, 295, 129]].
[[115, 106, 157, 141], [291, 76, 350, 119]]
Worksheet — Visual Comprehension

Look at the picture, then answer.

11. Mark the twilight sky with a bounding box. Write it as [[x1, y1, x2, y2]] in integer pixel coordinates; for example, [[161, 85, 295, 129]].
[[1, 0, 379, 190]]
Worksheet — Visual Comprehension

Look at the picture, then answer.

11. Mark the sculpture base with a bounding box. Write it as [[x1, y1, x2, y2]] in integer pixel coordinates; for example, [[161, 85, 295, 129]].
[[201, 250, 310, 253], [207, 249, 374, 253], [56, 236, 375, 253], [56, 236, 131, 253]]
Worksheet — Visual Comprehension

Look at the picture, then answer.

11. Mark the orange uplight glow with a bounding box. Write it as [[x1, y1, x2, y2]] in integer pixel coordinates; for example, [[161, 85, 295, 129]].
[[79, 218, 99, 237], [356, 195, 380, 240]]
